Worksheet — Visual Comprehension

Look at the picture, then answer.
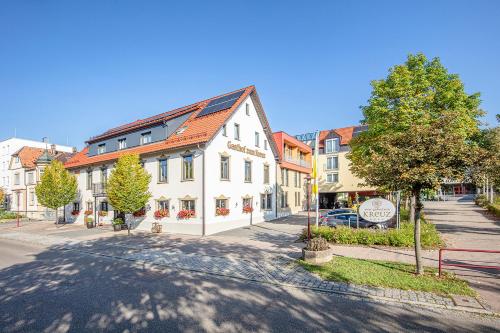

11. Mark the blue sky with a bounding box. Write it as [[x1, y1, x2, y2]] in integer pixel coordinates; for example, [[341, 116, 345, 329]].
[[1, 0, 499, 149]]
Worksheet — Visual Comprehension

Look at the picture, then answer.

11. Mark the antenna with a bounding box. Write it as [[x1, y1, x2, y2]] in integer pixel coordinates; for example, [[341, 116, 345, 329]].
[[14, 128, 17, 138]]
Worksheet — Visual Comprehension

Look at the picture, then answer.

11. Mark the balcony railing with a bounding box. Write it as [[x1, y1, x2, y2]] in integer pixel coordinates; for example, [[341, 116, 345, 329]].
[[92, 183, 107, 196], [284, 155, 311, 168]]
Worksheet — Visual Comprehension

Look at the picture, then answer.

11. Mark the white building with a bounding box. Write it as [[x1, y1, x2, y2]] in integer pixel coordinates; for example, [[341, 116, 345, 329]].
[[64, 86, 280, 235], [0, 137, 73, 208]]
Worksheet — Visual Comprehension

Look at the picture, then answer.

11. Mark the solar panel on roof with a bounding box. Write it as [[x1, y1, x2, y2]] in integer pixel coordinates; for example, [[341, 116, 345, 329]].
[[197, 90, 245, 117]]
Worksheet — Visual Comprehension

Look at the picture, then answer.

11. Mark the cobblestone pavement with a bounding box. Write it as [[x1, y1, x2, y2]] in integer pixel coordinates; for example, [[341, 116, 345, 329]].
[[1, 231, 484, 314]]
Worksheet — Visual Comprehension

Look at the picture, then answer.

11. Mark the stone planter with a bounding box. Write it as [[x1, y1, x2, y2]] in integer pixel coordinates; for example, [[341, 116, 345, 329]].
[[302, 248, 333, 265], [113, 224, 122, 232]]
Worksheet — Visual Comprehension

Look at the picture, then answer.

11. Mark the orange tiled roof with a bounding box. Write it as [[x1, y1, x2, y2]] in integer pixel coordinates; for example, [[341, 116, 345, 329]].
[[65, 86, 256, 169], [14, 147, 45, 169], [318, 126, 357, 147]]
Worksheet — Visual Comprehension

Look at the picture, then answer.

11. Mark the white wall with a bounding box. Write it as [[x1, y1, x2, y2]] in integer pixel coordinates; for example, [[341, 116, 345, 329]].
[[65, 95, 278, 235], [0, 138, 73, 195]]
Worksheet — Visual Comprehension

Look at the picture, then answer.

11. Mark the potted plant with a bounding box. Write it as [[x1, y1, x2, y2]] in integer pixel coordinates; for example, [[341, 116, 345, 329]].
[[154, 209, 169, 219], [112, 218, 124, 231], [302, 237, 332, 264], [86, 217, 94, 229], [216, 207, 230, 216], [177, 209, 195, 219], [242, 205, 253, 214]]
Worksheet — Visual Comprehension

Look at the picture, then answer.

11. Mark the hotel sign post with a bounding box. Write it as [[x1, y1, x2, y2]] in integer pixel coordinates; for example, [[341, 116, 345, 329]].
[[358, 198, 396, 224]]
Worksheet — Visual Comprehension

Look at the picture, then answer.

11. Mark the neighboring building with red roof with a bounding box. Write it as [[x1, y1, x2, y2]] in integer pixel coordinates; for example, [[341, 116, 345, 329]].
[[296, 125, 378, 209], [9, 145, 75, 219], [272, 131, 312, 216], [64, 86, 280, 235]]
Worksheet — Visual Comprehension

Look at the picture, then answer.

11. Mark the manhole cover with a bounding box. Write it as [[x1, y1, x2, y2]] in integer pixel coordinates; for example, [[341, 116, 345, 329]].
[[451, 295, 484, 309]]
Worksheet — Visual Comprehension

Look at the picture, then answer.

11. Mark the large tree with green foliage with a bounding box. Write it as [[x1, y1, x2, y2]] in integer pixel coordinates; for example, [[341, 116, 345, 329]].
[[348, 54, 483, 274], [36, 160, 78, 224], [107, 154, 151, 233]]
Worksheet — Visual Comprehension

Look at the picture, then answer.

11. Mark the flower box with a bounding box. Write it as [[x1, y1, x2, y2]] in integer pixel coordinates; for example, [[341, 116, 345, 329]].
[[84, 210, 93, 216], [71, 210, 80, 216], [177, 209, 195, 219], [154, 209, 169, 219], [216, 207, 230, 216], [133, 210, 146, 217], [98, 211, 108, 217], [242, 205, 253, 214]]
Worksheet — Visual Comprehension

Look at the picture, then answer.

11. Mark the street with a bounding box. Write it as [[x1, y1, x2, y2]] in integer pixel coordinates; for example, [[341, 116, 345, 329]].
[[0, 238, 499, 333]]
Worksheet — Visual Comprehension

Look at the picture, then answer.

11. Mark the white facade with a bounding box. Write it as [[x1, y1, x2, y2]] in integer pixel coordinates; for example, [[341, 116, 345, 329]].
[[0, 138, 73, 200], [65, 95, 278, 235]]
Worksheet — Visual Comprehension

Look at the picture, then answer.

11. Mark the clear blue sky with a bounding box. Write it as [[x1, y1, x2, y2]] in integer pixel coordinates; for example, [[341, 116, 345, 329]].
[[1, 0, 499, 149]]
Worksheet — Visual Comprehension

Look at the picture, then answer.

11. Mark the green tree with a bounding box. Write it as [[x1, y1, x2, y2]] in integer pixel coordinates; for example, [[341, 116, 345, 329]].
[[106, 154, 151, 234], [35, 160, 78, 224], [470, 121, 500, 197], [348, 54, 483, 274], [0, 187, 5, 207]]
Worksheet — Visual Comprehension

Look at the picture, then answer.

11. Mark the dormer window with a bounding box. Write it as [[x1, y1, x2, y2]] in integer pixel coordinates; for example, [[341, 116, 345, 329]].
[[97, 144, 106, 155], [118, 138, 127, 150], [141, 132, 152, 145], [15, 156, 19, 163], [325, 138, 339, 154]]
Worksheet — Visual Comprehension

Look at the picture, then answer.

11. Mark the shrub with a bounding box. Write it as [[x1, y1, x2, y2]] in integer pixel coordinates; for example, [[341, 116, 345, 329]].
[[305, 236, 329, 251], [113, 218, 124, 225], [301, 222, 444, 249], [475, 194, 488, 207], [0, 211, 21, 220], [487, 203, 500, 218]]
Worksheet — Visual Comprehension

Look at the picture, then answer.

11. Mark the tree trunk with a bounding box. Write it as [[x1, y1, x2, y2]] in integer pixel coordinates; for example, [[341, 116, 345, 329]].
[[409, 196, 415, 223], [404, 196, 409, 210], [413, 190, 424, 275]]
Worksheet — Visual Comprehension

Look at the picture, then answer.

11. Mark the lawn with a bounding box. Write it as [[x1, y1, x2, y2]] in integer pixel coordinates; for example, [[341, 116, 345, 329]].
[[299, 256, 475, 296]]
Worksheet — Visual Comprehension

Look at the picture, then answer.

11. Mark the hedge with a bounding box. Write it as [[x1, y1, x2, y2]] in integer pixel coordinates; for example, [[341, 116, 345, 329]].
[[301, 222, 444, 248]]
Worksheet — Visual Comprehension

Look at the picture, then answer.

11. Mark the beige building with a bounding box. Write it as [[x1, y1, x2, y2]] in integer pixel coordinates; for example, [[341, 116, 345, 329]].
[[273, 131, 312, 216], [297, 126, 378, 209], [9, 145, 74, 219]]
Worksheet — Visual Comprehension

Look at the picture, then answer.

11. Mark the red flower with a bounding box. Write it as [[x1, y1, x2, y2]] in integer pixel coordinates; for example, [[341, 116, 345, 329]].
[[154, 209, 169, 219], [133, 209, 146, 217], [242, 205, 253, 214], [71, 210, 80, 216], [177, 209, 195, 219], [216, 207, 230, 216]]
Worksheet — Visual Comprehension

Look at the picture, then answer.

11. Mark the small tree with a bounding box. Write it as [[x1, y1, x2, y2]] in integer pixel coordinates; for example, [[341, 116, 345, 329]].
[[36, 160, 78, 224], [348, 54, 482, 274], [106, 154, 151, 234], [0, 187, 5, 208]]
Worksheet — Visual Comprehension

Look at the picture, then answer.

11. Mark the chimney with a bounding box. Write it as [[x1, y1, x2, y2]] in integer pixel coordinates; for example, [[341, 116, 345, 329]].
[[72, 147, 77, 153], [50, 144, 56, 155]]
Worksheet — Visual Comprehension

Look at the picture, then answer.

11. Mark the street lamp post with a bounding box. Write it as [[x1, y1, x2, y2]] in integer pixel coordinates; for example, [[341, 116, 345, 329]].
[[305, 175, 312, 242], [16, 191, 20, 228]]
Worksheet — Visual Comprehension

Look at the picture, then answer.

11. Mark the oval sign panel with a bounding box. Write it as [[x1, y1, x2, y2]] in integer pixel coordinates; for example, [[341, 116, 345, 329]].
[[359, 198, 396, 223]]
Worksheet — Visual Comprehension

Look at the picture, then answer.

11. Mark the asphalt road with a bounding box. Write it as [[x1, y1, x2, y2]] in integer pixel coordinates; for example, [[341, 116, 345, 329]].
[[0, 239, 499, 333]]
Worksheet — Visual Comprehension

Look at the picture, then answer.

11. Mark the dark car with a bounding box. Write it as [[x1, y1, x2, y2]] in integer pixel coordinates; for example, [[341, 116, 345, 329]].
[[320, 208, 355, 219], [320, 213, 387, 229]]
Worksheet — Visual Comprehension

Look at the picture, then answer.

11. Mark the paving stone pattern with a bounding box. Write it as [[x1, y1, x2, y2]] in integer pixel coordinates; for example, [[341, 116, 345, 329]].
[[0, 231, 458, 310]]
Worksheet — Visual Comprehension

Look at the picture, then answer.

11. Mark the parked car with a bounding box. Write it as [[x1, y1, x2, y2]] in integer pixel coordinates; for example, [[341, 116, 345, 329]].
[[320, 208, 355, 219], [320, 213, 388, 229]]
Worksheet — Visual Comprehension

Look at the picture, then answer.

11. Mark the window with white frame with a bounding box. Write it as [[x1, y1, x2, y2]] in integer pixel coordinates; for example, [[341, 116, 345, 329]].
[[222, 124, 227, 136], [245, 103, 250, 115], [326, 173, 339, 183], [97, 144, 106, 155], [261, 193, 272, 210], [29, 191, 35, 205], [326, 156, 338, 170], [14, 173, 20, 185], [86, 169, 93, 190], [234, 123, 240, 140], [118, 138, 127, 150], [220, 156, 229, 180], [158, 158, 168, 183], [27, 172, 34, 185], [280, 191, 288, 208], [86, 201, 93, 211], [182, 154, 194, 180], [181, 199, 195, 212], [216, 198, 228, 209], [255, 132, 260, 147], [141, 132, 152, 145], [244, 160, 252, 182], [242, 197, 252, 208], [325, 138, 339, 154], [263, 164, 270, 184], [158, 199, 169, 211], [264, 139, 268, 150]]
